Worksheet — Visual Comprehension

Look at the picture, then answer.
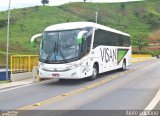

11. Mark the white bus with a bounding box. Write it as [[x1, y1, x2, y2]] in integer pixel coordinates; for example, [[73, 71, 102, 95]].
[[33, 22, 131, 80]]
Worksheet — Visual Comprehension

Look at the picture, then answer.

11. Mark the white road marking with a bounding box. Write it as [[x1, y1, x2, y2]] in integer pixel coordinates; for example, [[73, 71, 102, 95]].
[[0, 83, 34, 93], [145, 88, 160, 110], [0, 79, 53, 93]]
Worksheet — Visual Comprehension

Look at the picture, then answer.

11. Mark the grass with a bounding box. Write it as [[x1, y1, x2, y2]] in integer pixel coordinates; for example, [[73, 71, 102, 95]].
[[0, 80, 11, 84], [60, 2, 151, 35], [0, 0, 160, 67], [0, 6, 84, 52]]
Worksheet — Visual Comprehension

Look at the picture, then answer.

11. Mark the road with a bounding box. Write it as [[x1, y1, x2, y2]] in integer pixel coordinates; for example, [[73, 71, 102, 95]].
[[0, 59, 160, 116]]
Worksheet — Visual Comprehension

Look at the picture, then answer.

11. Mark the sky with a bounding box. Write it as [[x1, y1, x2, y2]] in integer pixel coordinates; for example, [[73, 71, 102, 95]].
[[0, 0, 143, 11]]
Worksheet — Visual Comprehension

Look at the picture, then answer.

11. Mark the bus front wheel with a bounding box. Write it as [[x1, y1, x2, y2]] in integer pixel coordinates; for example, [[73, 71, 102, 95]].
[[89, 65, 98, 81]]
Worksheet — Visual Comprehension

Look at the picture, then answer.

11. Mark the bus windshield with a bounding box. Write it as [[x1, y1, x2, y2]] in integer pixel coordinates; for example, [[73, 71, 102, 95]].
[[39, 29, 81, 63]]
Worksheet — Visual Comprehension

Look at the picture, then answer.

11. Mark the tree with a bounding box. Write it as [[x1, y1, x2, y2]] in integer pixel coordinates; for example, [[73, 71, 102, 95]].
[[0, 19, 7, 28], [133, 35, 149, 53], [83, 0, 86, 2], [41, 0, 49, 6], [120, 3, 125, 10], [120, 3, 126, 15]]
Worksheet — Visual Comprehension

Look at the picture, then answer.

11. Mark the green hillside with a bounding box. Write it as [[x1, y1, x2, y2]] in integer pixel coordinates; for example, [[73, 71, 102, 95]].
[[60, 0, 160, 36], [0, 0, 160, 67]]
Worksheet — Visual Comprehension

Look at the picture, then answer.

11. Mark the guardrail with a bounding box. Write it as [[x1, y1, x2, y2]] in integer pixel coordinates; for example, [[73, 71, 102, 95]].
[[132, 54, 152, 58], [132, 54, 155, 63], [10, 54, 154, 74], [10, 55, 38, 74]]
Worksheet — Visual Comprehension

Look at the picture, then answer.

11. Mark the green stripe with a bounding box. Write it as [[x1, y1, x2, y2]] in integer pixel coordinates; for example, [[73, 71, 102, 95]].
[[117, 49, 128, 63]]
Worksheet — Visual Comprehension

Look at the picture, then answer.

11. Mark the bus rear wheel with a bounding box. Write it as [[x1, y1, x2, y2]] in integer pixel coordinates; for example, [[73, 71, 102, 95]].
[[121, 60, 126, 71], [89, 65, 98, 81]]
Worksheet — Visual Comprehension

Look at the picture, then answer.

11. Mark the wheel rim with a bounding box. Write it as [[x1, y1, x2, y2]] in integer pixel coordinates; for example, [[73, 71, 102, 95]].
[[92, 67, 97, 79], [123, 62, 126, 70]]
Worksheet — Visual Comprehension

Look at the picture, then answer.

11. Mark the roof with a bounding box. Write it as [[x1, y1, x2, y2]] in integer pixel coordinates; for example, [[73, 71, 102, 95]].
[[44, 22, 130, 36]]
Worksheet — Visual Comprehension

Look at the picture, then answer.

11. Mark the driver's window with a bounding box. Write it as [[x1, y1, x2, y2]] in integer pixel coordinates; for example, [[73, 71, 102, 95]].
[[82, 34, 92, 56]]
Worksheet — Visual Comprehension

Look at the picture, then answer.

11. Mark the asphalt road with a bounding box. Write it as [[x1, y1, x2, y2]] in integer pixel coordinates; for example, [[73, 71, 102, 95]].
[[0, 59, 160, 116]]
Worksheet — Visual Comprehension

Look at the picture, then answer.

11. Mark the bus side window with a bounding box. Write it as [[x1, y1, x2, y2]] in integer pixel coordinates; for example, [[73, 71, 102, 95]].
[[86, 35, 92, 52], [81, 35, 92, 56], [123, 36, 131, 47], [93, 29, 105, 48]]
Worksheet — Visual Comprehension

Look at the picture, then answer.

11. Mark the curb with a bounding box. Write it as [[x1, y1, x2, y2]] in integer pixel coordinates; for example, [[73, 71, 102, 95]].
[[132, 57, 156, 63]]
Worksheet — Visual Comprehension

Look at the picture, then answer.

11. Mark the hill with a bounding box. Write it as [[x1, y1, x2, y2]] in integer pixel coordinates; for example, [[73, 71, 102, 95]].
[[0, 0, 160, 67]]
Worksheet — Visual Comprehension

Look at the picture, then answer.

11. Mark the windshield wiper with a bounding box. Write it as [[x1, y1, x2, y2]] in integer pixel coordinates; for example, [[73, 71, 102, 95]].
[[57, 47, 68, 63], [45, 41, 57, 63], [56, 32, 68, 63], [45, 41, 68, 63]]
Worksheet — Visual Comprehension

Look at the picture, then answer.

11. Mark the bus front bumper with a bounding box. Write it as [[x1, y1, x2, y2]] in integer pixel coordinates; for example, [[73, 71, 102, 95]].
[[39, 67, 82, 79]]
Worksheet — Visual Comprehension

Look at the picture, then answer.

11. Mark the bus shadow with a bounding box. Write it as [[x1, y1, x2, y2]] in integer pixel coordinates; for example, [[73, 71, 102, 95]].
[[43, 78, 89, 86], [98, 69, 123, 78]]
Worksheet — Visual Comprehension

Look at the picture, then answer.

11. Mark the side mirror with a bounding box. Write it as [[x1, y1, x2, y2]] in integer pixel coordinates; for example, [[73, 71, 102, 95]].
[[31, 33, 42, 47], [76, 31, 88, 45]]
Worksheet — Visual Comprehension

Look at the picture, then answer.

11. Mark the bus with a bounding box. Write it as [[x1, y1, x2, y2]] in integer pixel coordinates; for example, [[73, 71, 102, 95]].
[[32, 22, 131, 80]]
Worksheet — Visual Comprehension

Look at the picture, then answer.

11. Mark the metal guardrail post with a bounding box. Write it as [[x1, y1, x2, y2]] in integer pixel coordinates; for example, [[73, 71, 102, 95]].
[[10, 56, 12, 74], [28, 56, 31, 72], [20, 56, 21, 72]]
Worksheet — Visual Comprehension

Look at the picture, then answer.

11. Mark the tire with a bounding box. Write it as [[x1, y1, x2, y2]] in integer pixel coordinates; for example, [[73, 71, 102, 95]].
[[121, 60, 126, 71], [59, 79, 66, 81], [89, 65, 98, 81]]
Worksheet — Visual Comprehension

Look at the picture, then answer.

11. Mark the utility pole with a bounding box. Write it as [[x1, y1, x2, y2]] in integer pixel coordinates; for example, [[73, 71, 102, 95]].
[[95, 2, 99, 23], [6, 0, 11, 80]]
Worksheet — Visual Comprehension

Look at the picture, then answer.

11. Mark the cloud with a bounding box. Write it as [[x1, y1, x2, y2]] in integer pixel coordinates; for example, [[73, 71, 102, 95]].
[[0, 0, 143, 11]]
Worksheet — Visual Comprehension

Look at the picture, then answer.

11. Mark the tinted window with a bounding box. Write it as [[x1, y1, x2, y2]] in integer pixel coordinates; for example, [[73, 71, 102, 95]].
[[93, 29, 130, 48], [81, 34, 92, 57]]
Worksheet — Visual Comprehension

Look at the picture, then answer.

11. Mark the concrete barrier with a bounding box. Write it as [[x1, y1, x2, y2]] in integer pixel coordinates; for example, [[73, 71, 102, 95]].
[[32, 66, 40, 83], [11, 72, 32, 82]]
